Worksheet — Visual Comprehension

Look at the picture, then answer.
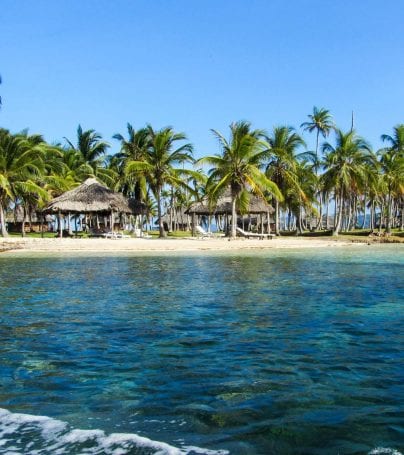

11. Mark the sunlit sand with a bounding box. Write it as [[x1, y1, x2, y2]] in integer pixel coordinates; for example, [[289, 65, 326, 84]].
[[0, 236, 364, 254]]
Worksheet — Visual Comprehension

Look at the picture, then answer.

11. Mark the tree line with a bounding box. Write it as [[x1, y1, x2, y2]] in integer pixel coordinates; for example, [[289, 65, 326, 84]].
[[0, 107, 403, 238]]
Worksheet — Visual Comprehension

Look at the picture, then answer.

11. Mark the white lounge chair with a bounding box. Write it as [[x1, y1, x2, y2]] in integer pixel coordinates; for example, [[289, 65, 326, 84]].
[[102, 231, 130, 239], [133, 228, 151, 238], [195, 225, 214, 238], [236, 227, 275, 240]]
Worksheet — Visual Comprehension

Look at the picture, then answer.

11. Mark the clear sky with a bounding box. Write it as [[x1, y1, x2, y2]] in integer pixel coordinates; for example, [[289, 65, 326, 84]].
[[1, 0, 403, 158]]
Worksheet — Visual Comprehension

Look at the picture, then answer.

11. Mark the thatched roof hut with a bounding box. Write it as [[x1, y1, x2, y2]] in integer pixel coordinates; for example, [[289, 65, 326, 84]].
[[187, 190, 274, 216], [6, 206, 53, 224], [44, 178, 134, 215]]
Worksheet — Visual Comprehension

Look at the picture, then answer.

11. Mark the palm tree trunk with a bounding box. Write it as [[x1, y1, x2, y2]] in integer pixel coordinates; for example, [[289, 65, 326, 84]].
[[346, 199, 353, 232], [361, 197, 367, 229], [0, 200, 8, 237], [370, 200, 375, 230], [230, 196, 237, 239], [378, 202, 384, 233], [333, 191, 343, 236], [275, 199, 280, 236], [386, 190, 392, 234], [157, 188, 166, 238], [21, 205, 27, 237], [316, 196, 323, 230], [169, 187, 174, 232], [325, 196, 330, 230]]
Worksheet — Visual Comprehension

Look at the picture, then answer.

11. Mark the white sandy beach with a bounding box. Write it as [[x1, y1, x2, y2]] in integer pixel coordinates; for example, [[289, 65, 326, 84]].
[[0, 236, 364, 253]]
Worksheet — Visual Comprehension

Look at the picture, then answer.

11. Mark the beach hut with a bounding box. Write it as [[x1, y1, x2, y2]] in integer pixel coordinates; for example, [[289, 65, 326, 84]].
[[187, 190, 274, 236], [157, 207, 190, 232], [43, 178, 144, 237], [6, 206, 53, 234]]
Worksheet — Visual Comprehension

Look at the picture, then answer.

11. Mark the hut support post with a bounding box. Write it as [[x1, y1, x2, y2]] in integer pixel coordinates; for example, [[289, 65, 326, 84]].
[[192, 212, 196, 237], [58, 211, 63, 238], [267, 211, 271, 234], [110, 211, 114, 232], [68, 212, 73, 235], [41, 213, 44, 238]]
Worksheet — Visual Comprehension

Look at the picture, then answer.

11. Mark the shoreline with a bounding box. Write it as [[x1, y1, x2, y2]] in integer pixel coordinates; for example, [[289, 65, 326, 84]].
[[0, 236, 373, 254]]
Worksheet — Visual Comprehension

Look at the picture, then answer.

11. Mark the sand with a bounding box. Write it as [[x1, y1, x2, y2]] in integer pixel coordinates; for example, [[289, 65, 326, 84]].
[[0, 236, 364, 254]]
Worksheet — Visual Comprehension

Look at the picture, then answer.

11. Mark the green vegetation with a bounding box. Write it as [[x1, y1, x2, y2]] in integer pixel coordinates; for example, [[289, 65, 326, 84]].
[[0, 112, 403, 238]]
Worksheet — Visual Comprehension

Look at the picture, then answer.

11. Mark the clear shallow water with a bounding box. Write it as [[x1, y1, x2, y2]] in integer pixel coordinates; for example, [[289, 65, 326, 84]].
[[0, 245, 403, 454]]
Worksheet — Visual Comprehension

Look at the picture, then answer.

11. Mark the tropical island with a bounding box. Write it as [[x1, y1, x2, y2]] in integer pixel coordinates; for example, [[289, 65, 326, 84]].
[[0, 110, 403, 252]]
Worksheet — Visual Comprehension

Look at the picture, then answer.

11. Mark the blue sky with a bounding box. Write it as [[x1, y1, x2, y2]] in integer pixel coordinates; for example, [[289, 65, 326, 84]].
[[1, 0, 403, 158]]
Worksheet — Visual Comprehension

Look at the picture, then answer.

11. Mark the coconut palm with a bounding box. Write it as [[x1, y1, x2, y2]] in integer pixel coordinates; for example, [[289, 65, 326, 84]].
[[265, 126, 306, 235], [113, 124, 150, 199], [125, 125, 195, 237], [381, 124, 404, 155], [301, 106, 334, 168], [0, 129, 49, 236], [64, 125, 114, 186], [378, 125, 404, 232], [199, 121, 282, 239], [321, 129, 373, 235], [301, 107, 335, 229]]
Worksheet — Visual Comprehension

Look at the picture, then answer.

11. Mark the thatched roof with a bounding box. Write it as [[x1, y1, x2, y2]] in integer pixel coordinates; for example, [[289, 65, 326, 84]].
[[187, 190, 274, 215], [44, 178, 134, 214], [159, 207, 189, 225], [6, 206, 53, 223]]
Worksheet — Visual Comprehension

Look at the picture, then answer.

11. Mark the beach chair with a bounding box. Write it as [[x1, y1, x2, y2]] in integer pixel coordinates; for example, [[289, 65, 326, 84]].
[[195, 225, 214, 238], [102, 231, 131, 239], [102, 231, 118, 239], [133, 228, 151, 238], [236, 227, 275, 240]]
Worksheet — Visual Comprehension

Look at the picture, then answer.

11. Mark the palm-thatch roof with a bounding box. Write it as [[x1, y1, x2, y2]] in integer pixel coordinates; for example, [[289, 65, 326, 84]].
[[44, 178, 136, 214], [6, 206, 53, 223], [159, 207, 188, 224], [187, 190, 274, 216]]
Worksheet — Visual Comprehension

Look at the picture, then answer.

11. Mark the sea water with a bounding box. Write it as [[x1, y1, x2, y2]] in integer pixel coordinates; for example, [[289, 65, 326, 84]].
[[0, 245, 403, 454]]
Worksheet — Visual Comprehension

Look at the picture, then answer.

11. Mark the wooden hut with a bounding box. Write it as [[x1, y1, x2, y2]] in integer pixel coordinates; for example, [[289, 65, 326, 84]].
[[43, 178, 143, 237], [187, 190, 274, 235], [6, 206, 53, 234], [158, 207, 190, 232]]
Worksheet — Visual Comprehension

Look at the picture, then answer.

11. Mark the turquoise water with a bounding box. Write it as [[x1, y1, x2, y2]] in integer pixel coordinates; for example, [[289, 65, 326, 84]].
[[0, 246, 403, 454]]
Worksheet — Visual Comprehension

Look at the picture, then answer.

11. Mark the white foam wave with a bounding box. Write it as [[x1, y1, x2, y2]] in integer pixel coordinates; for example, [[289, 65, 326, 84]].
[[0, 408, 229, 455], [369, 449, 403, 455]]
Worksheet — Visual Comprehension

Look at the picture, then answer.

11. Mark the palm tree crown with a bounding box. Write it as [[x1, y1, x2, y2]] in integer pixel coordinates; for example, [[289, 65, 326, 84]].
[[126, 125, 194, 237], [198, 121, 282, 238], [301, 106, 334, 168], [321, 129, 373, 235]]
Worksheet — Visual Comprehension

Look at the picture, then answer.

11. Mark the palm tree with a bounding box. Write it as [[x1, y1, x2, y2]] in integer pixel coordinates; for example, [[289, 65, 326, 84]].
[[321, 129, 373, 235], [64, 125, 114, 186], [0, 129, 49, 236], [301, 107, 335, 229], [125, 125, 195, 237], [301, 107, 334, 168], [378, 125, 404, 232], [199, 121, 282, 239], [113, 124, 150, 199], [265, 126, 306, 235]]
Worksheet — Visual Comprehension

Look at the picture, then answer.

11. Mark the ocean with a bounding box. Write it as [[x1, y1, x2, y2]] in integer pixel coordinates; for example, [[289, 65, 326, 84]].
[[0, 246, 403, 454]]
